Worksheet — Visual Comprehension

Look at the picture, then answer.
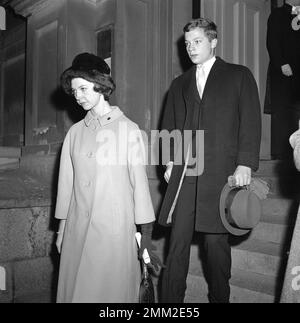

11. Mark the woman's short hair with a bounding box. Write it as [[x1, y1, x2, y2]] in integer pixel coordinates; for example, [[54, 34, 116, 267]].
[[60, 53, 116, 101], [183, 18, 218, 41]]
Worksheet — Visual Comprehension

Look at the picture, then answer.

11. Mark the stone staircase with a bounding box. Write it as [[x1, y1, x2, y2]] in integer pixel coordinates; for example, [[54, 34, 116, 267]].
[[1, 157, 298, 303], [151, 160, 300, 303], [182, 160, 300, 303]]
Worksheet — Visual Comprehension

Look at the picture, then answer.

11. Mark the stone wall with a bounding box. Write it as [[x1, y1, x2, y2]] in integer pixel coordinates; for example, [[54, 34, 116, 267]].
[[0, 172, 58, 303]]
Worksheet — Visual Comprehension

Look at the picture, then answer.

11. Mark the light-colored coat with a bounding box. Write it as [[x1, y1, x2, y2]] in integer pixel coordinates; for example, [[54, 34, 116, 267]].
[[280, 130, 300, 302], [55, 107, 155, 303]]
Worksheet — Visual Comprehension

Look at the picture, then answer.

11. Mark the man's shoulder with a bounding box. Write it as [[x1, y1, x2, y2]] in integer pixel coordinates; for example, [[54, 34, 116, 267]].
[[220, 59, 251, 76], [174, 66, 194, 81]]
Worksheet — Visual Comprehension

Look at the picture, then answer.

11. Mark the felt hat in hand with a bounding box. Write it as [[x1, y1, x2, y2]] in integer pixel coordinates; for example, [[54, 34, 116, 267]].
[[219, 183, 262, 236]]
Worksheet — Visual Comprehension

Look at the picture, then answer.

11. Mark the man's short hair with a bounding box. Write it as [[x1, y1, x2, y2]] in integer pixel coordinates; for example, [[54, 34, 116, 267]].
[[183, 18, 218, 41]]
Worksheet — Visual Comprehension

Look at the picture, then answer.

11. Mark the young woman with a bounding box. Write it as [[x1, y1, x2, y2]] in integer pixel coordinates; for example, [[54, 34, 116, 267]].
[[55, 53, 161, 303]]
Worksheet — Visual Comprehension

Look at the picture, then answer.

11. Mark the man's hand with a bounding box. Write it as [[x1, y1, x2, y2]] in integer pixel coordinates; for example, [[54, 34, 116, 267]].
[[164, 162, 174, 183], [233, 165, 251, 187], [281, 64, 293, 77]]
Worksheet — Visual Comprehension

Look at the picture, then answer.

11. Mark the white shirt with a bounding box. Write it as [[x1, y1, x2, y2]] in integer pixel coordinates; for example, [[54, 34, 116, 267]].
[[196, 56, 216, 98], [165, 56, 217, 180]]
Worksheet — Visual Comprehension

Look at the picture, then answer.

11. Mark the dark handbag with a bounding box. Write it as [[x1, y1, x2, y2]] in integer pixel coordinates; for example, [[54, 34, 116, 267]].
[[139, 262, 155, 303], [135, 232, 155, 303]]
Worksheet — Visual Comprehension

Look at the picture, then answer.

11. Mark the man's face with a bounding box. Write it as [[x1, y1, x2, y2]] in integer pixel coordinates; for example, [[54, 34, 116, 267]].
[[185, 27, 217, 65]]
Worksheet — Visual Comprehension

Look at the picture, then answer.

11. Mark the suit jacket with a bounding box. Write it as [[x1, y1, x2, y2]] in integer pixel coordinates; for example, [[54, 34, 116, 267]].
[[158, 57, 261, 233], [267, 3, 300, 106]]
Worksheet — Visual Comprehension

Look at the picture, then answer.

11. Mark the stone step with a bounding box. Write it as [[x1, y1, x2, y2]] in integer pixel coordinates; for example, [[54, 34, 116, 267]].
[[0, 158, 20, 170], [261, 196, 297, 222], [152, 260, 276, 303], [257, 175, 300, 197], [187, 240, 279, 303], [249, 220, 290, 244], [189, 238, 285, 279], [20, 155, 57, 184], [185, 271, 274, 303], [156, 233, 288, 288], [0, 147, 21, 158], [231, 239, 286, 277], [188, 238, 286, 280], [13, 289, 54, 303], [255, 160, 297, 177], [153, 236, 285, 303]]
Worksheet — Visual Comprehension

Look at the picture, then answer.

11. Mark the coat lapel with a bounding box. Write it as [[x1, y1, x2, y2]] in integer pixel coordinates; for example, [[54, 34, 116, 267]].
[[182, 57, 227, 131], [201, 57, 226, 103], [182, 65, 199, 106], [182, 65, 200, 131]]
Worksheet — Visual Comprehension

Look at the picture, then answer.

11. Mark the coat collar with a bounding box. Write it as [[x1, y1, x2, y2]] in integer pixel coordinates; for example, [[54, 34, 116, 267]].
[[201, 56, 226, 100], [182, 57, 227, 131], [182, 56, 226, 106], [84, 106, 123, 128]]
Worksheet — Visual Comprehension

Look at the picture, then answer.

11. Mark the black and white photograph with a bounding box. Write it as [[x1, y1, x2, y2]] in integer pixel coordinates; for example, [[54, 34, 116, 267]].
[[0, 0, 300, 309]]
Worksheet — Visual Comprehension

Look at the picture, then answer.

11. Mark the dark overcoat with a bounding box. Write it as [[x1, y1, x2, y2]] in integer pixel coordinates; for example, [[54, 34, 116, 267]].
[[266, 3, 300, 157], [158, 57, 261, 233], [267, 3, 300, 106]]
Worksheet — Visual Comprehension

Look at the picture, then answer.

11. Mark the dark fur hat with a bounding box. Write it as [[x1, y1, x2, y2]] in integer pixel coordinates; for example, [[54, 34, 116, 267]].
[[61, 52, 115, 100], [71, 53, 111, 74]]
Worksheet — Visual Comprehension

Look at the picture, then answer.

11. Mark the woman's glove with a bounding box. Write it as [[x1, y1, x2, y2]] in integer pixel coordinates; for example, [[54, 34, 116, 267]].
[[139, 222, 164, 272]]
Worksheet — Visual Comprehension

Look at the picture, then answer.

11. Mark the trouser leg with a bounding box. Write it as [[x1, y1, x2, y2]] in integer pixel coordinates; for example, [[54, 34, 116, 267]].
[[160, 181, 196, 303], [203, 233, 231, 303]]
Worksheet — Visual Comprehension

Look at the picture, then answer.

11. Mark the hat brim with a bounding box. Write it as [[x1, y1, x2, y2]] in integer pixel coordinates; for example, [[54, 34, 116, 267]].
[[219, 183, 251, 236]]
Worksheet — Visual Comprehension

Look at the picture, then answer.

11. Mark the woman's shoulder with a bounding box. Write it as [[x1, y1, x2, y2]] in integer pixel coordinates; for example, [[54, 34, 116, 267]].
[[118, 112, 140, 131], [64, 119, 85, 138]]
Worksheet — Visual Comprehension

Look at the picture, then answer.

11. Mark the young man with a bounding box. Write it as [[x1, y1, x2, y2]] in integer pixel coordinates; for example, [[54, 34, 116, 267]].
[[267, 0, 300, 160], [158, 18, 261, 303]]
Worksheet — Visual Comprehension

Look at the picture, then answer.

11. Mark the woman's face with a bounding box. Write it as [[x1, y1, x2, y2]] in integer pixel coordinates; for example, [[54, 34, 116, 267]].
[[71, 78, 102, 111]]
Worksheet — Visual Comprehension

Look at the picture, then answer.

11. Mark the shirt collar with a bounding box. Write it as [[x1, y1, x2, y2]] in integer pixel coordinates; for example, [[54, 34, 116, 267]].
[[291, 4, 300, 14], [84, 106, 123, 128], [197, 56, 216, 76]]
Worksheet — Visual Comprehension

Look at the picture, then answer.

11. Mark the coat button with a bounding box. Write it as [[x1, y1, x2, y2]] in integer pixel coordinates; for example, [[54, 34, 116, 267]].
[[84, 181, 91, 187]]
